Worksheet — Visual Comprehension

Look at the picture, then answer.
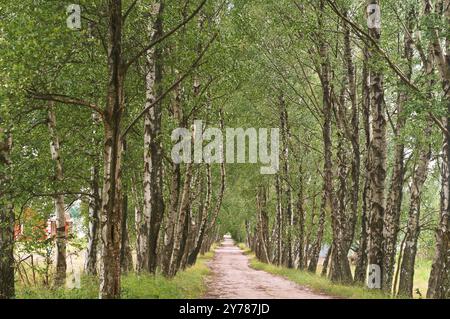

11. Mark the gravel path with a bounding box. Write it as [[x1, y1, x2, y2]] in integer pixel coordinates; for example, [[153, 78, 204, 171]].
[[204, 236, 331, 299]]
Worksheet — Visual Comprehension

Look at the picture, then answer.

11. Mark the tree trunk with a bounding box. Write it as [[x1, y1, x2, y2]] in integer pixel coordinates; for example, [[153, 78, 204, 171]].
[[393, 232, 407, 296], [99, 0, 125, 299], [367, 0, 387, 289], [161, 77, 183, 275], [256, 186, 270, 263], [85, 162, 101, 275], [308, 197, 326, 273], [142, 1, 165, 274], [398, 132, 432, 297], [304, 194, 317, 269], [162, 162, 181, 275], [427, 115, 450, 299], [382, 7, 414, 291], [47, 103, 67, 287], [310, 0, 333, 277], [175, 216, 190, 270], [198, 120, 226, 259], [275, 174, 283, 266], [120, 194, 133, 273], [426, 0, 450, 299], [427, 130, 450, 298], [354, 46, 371, 284], [279, 95, 294, 268], [168, 163, 193, 276], [382, 105, 406, 291], [131, 172, 145, 273], [187, 164, 212, 266], [321, 244, 332, 277], [176, 203, 192, 272], [342, 10, 360, 283], [0, 130, 14, 299], [296, 163, 306, 269], [85, 113, 102, 276], [0, 204, 14, 299], [329, 10, 359, 284], [330, 131, 352, 283]]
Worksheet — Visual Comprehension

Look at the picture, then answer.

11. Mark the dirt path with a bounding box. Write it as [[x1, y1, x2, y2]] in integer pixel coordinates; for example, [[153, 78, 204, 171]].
[[204, 236, 331, 299]]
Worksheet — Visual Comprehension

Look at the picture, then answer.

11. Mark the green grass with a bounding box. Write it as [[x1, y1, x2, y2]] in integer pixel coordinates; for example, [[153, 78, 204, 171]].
[[237, 243, 395, 299], [16, 251, 214, 299]]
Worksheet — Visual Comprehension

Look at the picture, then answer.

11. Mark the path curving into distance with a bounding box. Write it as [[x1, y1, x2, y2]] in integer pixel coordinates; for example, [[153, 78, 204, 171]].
[[204, 236, 331, 299]]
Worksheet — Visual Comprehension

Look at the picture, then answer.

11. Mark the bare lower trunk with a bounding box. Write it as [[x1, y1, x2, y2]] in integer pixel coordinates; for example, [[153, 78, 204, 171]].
[[0, 204, 14, 299], [296, 164, 306, 269], [53, 194, 66, 286], [132, 172, 147, 273], [99, 118, 124, 299], [162, 163, 181, 275], [200, 138, 226, 257], [256, 186, 270, 263], [99, 121, 123, 299], [330, 133, 352, 283], [169, 163, 193, 276], [427, 117, 450, 298], [0, 130, 14, 299], [393, 232, 407, 296], [187, 164, 212, 266], [136, 173, 150, 275], [398, 133, 432, 297], [308, 195, 326, 273], [161, 79, 183, 275], [382, 114, 406, 291], [321, 244, 332, 277], [275, 175, 283, 265], [181, 207, 197, 269], [85, 162, 101, 275], [120, 194, 133, 273], [176, 205, 191, 271]]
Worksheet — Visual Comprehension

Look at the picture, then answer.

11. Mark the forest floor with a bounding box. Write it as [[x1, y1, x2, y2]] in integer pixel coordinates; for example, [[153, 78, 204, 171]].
[[204, 236, 332, 299]]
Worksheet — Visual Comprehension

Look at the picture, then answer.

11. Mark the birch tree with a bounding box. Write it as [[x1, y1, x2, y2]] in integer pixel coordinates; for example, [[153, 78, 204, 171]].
[[0, 128, 14, 299]]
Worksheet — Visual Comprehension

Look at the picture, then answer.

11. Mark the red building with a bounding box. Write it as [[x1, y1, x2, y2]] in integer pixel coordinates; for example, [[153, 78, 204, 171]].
[[14, 208, 73, 240]]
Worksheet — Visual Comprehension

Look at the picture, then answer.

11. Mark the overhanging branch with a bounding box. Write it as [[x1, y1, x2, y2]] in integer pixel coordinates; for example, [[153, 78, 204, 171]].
[[27, 90, 104, 116], [325, 0, 448, 137], [124, 0, 208, 70], [122, 32, 217, 138]]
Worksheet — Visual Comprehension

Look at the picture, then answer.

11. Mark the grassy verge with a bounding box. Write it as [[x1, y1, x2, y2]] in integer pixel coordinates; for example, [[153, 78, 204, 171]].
[[17, 250, 214, 299], [237, 243, 396, 299]]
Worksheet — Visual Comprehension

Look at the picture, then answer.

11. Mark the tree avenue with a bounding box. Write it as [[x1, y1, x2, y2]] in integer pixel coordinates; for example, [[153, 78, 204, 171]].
[[0, 0, 449, 300]]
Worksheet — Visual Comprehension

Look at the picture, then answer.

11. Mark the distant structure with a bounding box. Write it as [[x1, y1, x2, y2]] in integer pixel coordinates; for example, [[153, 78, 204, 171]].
[[14, 208, 73, 240], [46, 212, 73, 238]]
